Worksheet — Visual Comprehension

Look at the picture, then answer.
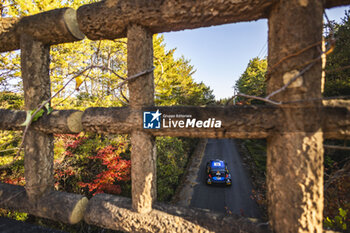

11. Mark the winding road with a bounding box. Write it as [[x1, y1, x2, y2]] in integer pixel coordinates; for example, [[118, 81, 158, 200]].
[[190, 139, 261, 218]]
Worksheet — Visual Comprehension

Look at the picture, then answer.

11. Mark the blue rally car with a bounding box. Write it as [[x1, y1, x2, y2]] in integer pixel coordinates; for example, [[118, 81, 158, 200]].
[[206, 159, 232, 186]]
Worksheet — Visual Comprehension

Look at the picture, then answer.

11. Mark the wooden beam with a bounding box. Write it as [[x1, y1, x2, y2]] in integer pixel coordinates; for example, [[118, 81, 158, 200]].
[[127, 25, 156, 214], [0, 109, 83, 134], [1, 104, 349, 139], [82, 105, 278, 138], [21, 34, 54, 202], [77, 0, 274, 40], [77, 0, 349, 40], [322, 100, 350, 139], [0, 8, 84, 53], [324, 0, 350, 8], [84, 193, 269, 233], [266, 0, 325, 232], [0, 183, 88, 224], [0, 0, 348, 49]]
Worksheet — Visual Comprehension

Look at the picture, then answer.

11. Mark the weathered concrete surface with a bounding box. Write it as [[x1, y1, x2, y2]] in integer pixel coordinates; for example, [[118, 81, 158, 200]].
[[77, 0, 273, 40], [20, 34, 54, 203], [1, 105, 349, 138], [84, 193, 269, 233], [77, 0, 349, 40], [267, 0, 325, 232], [127, 25, 156, 213]]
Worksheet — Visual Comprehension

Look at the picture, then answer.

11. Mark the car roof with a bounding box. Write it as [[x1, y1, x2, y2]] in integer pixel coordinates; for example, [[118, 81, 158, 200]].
[[209, 159, 225, 163], [209, 160, 225, 168]]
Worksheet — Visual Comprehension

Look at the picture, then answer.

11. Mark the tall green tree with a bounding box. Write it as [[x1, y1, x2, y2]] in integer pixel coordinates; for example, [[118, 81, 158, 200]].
[[1, 0, 214, 107], [324, 9, 350, 97], [153, 36, 215, 106], [234, 57, 267, 104]]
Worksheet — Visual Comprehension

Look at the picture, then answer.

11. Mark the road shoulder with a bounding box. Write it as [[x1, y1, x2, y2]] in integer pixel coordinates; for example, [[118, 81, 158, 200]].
[[171, 139, 207, 207]]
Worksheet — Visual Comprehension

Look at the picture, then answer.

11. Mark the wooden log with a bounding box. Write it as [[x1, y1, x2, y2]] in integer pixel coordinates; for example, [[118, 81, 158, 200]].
[[324, 0, 350, 8], [21, 34, 54, 203], [84, 194, 270, 233], [82, 107, 132, 134], [77, 0, 273, 40], [81, 106, 277, 138], [127, 25, 156, 213], [322, 100, 350, 139], [0, 8, 84, 53], [266, 0, 325, 232], [77, 0, 349, 40], [0, 109, 83, 134], [0, 183, 88, 224], [1, 104, 349, 138]]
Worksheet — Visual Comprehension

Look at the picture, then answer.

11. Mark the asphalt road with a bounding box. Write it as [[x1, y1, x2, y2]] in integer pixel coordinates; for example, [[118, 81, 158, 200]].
[[190, 138, 261, 218]]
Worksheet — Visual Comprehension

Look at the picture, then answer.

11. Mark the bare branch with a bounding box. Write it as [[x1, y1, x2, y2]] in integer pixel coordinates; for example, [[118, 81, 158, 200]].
[[266, 62, 315, 100], [90, 65, 126, 80], [0, 66, 92, 170], [118, 67, 155, 89], [0, 147, 19, 153], [236, 93, 281, 105]]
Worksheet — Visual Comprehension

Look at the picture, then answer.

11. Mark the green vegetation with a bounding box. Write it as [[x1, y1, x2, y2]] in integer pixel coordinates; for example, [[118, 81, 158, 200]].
[[324, 10, 350, 97], [233, 9, 350, 231], [0, 1, 214, 231], [244, 139, 266, 175], [156, 137, 198, 202], [324, 208, 348, 231], [234, 57, 267, 104]]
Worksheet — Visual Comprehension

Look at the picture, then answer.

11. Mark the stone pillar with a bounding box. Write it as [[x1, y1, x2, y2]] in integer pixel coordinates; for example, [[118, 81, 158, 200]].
[[21, 34, 54, 202], [127, 25, 156, 213], [267, 0, 325, 232]]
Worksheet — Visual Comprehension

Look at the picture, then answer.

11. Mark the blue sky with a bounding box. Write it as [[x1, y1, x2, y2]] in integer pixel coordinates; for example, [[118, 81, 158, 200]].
[[161, 6, 350, 100]]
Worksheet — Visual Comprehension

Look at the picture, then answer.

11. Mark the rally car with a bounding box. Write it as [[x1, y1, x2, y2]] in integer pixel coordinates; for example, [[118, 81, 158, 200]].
[[205, 159, 232, 186]]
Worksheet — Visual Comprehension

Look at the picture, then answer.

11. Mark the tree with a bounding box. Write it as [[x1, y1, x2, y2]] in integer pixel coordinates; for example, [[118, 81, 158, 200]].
[[1, 6, 214, 108], [234, 57, 267, 104], [324, 9, 350, 97], [0, 0, 213, 204], [234, 9, 350, 101], [153, 36, 215, 106]]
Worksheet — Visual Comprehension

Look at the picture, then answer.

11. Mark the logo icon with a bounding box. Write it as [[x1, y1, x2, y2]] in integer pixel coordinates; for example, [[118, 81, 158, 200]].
[[143, 109, 162, 129]]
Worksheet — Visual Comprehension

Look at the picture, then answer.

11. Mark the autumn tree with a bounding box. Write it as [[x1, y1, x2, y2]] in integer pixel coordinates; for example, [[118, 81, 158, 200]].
[[0, 0, 213, 211]]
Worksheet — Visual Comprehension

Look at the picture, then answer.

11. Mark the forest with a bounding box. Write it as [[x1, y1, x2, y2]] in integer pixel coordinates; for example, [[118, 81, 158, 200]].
[[233, 10, 350, 232]]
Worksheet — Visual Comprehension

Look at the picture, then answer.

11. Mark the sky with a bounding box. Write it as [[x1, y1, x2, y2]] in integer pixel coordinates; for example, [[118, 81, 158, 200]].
[[161, 6, 350, 100]]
